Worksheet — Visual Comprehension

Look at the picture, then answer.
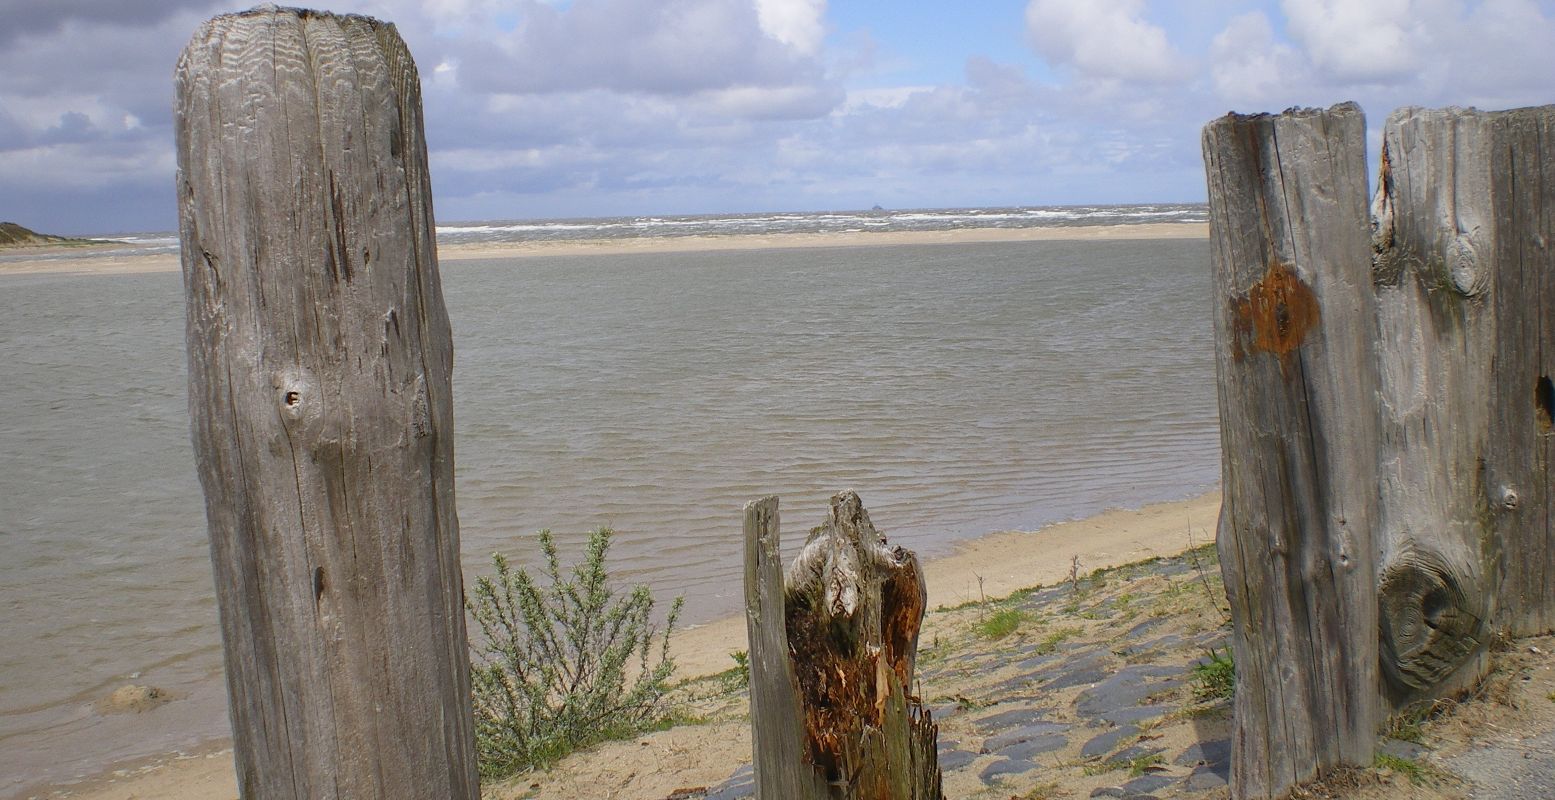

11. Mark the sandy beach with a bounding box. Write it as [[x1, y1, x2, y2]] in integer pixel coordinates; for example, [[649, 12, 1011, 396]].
[[0, 221, 1208, 277], [25, 491, 1222, 800]]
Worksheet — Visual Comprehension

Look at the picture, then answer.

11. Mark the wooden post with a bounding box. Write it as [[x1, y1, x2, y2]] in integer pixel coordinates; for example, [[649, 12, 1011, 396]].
[[743, 492, 942, 799], [176, 7, 478, 799], [1372, 107, 1499, 704], [1202, 103, 1380, 799], [1484, 107, 1555, 638], [744, 496, 830, 800], [1372, 105, 1555, 704]]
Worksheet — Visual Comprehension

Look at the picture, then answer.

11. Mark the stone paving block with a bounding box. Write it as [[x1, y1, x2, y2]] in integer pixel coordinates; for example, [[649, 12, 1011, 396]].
[[1098, 703, 1176, 725], [993, 733, 1068, 760], [982, 722, 1071, 752], [985, 673, 1041, 696], [1117, 633, 1183, 658], [928, 701, 967, 721], [702, 763, 753, 800], [1043, 652, 1113, 691], [1014, 586, 1069, 609], [1185, 763, 1230, 791], [1173, 738, 1230, 767], [1080, 724, 1139, 758], [938, 748, 978, 772], [1075, 665, 1182, 717], [979, 757, 1039, 783], [1121, 773, 1175, 794], [1012, 652, 1062, 672], [1186, 630, 1230, 649], [1106, 744, 1165, 764], [974, 705, 1050, 731], [1124, 617, 1167, 639]]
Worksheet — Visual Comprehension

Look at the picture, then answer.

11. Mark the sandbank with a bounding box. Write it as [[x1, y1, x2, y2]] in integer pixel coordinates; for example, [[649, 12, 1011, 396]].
[[25, 491, 1221, 800], [0, 222, 1207, 277]]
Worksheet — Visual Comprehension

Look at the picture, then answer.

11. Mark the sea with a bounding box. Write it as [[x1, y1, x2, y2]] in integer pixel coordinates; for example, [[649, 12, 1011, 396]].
[[0, 204, 1219, 795]]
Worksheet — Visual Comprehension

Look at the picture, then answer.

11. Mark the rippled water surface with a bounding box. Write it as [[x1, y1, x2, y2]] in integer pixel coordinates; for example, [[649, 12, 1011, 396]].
[[0, 238, 1218, 795]]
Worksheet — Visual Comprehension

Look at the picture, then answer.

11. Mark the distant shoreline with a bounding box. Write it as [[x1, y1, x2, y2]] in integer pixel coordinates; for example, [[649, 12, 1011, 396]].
[[0, 222, 1208, 277]]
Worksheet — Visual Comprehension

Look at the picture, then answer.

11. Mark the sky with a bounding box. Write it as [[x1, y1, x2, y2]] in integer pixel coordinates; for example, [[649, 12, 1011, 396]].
[[1, 0, 1553, 235]]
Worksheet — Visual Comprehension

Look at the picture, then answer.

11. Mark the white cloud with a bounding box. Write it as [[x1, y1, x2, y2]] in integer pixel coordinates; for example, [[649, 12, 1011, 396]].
[[836, 86, 934, 114], [755, 0, 826, 55], [1024, 0, 1189, 83], [1445, 0, 1555, 107], [1280, 0, 1427, 83], [693, 84, 843, 120], [459, 0, 834, 100], [0, 140, 174, 191], [1209, 0, 1555, 111], [1209, 12, 1309, 107]]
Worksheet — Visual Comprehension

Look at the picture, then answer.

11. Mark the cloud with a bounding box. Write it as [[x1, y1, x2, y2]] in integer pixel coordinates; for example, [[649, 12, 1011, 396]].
[[755, 0, 826, 55], [1280, 0, 1426, 83], [1209, 12, 1311, 108], [1024, 0, 1189, 83], [1442, 0, 1555, 107], [0, 7, 216, 125], [692, 84, 844, 120], [11, 0, 1555, 234], [0, 0, 221, 44], [456, 0, 832, 97], [1208, 0, 1555, 112]]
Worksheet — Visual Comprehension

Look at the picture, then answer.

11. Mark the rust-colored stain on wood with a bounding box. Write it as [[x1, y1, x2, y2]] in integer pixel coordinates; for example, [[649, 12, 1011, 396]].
[[785, 550, 926, 787], [1230, 260, 1320, 362], [880, 557, 924, 690], [786, 591, 876, 783]]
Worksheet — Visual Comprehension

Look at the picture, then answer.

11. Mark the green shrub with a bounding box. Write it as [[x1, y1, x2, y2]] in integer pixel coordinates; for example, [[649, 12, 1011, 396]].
[[466, 528, 683, 779], [1192, 647, 1235, 700], [728, 650, 750, 689], [976, 608, 1027, 639], [1374, 752, 1431, 785], [1035, 626, 1083, 655]]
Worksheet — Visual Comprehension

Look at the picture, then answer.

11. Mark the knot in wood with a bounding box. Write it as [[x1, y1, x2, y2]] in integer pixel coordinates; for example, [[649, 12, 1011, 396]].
[[1379, 547, 1485, 698], [1448, 235, 1487, 296], [274, 369, 319, 422]]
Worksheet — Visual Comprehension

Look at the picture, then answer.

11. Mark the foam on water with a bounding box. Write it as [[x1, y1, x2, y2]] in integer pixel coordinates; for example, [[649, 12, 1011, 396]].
[[430, 204, 1206, 244]]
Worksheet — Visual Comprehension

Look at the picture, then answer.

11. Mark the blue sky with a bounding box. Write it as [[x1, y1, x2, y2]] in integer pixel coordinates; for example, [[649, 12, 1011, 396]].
[[1, 0, 1552, 234]]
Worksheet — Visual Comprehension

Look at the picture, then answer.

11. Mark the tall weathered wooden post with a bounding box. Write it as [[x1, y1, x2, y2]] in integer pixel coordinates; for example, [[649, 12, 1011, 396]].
[[743, 492, 942, 799], [176, 7, 479, 798], [1202, 103, 1381, 799], [1205, 100, 1555, 798], [1372, 105, 1555, 702]]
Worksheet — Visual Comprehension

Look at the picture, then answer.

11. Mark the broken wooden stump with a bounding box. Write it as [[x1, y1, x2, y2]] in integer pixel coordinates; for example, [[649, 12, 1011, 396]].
[[743, 492, 942, 799]]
